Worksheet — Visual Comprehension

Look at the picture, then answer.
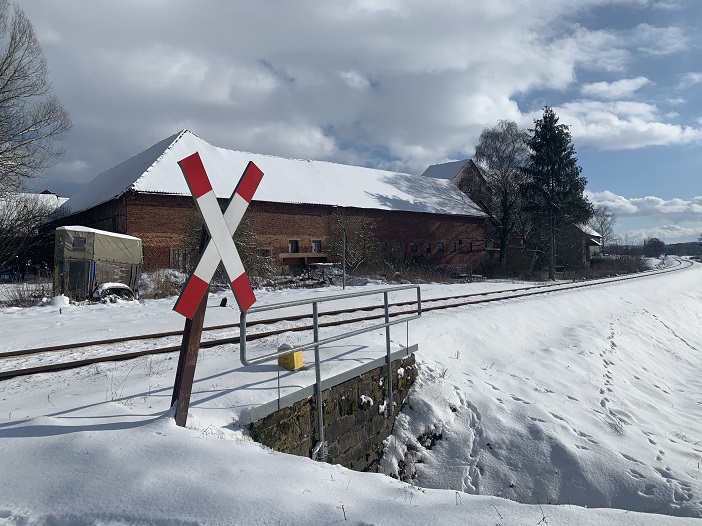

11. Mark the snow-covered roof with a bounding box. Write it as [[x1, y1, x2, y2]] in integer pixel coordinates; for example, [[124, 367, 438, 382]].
[[578, 224, 602, 238], [420, 159, 468, 180], [0, 192, 68, 210], [59, 130, 485, 218], [56, 225, 141, 241]]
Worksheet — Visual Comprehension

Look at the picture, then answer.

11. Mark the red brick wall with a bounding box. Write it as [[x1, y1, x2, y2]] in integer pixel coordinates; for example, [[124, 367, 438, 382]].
[[125, 192, 200, 269], [55, 196, 127, 234], [59, 191, 486, 271]]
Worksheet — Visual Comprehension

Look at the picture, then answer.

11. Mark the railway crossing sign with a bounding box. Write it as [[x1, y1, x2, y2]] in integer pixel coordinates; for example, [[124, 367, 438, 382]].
[[171, 152, 263, 427], [173, 152, 264, 318]]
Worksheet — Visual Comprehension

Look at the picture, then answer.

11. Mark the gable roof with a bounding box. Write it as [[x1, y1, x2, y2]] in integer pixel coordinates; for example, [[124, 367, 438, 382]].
[[59, 130, 485, 218], [577, 224, 602, 240], [0, 192, 68, 214], [421, 159, 469, 181]]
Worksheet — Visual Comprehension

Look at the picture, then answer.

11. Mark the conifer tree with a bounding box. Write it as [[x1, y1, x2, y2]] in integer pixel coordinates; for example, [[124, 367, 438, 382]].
[[522, 107, 592, 279]]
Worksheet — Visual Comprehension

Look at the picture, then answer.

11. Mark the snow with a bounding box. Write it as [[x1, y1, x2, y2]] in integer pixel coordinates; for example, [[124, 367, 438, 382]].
[[421, 159, 468, 180], [58, 130, 485, 219], [578, 223, 602, 238], [1, 262, 701, 524], [56, 225, 142, 241]]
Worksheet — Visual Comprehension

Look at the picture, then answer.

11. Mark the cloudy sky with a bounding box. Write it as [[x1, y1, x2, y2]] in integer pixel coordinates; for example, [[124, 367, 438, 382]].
[[20, 0, 702, 243]]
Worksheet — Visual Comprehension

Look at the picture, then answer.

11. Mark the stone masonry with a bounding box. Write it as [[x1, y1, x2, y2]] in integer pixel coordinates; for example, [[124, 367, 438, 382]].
[[248, 354, 417, 472]]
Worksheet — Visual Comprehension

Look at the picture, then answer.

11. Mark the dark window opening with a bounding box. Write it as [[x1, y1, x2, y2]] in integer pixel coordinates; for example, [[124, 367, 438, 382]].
[[311, 240, 322, 253], [437, 242, 445, 253], [72, 237, 87, 252], [423, 242, 431, 253], [289, 240, 299, 253]]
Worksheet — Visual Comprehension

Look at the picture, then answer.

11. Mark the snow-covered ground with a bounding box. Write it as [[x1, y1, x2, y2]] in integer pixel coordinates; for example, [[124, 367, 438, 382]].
[[1, 261, 701, 525]]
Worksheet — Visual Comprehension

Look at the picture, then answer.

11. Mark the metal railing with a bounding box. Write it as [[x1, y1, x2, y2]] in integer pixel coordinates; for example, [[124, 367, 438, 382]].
[[240, 284, 421, 460]]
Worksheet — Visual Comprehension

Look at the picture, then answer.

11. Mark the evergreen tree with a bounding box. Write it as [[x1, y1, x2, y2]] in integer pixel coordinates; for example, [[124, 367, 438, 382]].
[[522, 107, 592, 280], [643, 237, 665, 258]]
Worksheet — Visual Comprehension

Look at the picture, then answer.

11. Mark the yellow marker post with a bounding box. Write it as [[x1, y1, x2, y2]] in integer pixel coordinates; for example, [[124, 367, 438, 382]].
[[277, 343, 304, 371]]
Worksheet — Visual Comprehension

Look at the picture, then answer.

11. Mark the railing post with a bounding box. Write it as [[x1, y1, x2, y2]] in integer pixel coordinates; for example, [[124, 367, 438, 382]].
[[239, 310, 247, 365], [384, 291, 393, 416], [313, 301, 326, 459]]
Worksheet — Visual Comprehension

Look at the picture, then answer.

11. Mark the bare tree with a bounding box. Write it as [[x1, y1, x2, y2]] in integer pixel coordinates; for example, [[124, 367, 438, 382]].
[[0, 193, 56, 272], [0, 1, 71, 195], [589, 205, 616, 255], [473, 120, 530, 268], [327, 209, 379, 273]]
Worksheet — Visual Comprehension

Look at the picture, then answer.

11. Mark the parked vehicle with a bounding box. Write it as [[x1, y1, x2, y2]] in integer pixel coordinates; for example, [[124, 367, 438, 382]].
[[53, 226, 143, 301], [92, 282, 136, 302]]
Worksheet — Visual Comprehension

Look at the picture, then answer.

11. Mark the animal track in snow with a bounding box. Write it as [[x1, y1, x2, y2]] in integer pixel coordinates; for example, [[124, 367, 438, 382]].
[[549, 412, 566, 422], [509, 395, 530, 405], [620, 452, 644, 465], [641, 430, 657, 445]]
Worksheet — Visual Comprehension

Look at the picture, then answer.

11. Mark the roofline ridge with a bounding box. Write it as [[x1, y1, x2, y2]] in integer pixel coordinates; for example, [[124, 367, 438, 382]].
[[130, 129, 193, 190]]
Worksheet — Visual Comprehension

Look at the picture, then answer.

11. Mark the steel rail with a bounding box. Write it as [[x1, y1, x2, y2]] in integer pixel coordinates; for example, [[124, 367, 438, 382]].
[[0, 281, 570, 359], [0, 258, 693, 380]]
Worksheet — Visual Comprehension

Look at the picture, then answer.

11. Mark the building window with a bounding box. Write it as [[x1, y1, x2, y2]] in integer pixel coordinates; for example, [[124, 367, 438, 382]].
[[379, 241, 388, 251], [289, 240, 299, 253], [311, 240, 322, 253], [409, 242, 417, 253], [395, 241, 403, 251], [449, 242, 457, 252], [72, 237, 87, 252], [466, 242, 473, 252], [437, 242, 445, 253], [423, 242, 431, 253]]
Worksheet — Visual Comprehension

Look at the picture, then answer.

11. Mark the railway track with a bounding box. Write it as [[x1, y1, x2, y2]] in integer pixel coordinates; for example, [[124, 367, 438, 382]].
[[1, 258, 693, 380]]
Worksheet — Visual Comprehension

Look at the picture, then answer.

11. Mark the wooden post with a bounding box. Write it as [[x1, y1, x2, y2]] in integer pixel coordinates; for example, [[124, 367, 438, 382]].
[[172, 227, 208, 427]]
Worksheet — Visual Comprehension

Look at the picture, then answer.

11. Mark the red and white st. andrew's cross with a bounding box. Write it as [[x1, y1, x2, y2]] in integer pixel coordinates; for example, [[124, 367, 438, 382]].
[[173, 152, 263, 318]]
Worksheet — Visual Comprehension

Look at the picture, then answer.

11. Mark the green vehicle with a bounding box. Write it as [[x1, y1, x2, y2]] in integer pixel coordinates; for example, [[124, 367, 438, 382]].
[[53, 226, 143, 301]]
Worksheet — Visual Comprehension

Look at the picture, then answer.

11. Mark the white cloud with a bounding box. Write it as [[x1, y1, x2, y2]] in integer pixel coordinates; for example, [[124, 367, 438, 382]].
[[587, 190, 702, 217], [117, 45, 280, 105], [581, 77, 651, 99], [17, 0, 701, 196], [631, 24, 687, 56], [556, 101, 702, 149], [652, 0, 684, 10], [339, 70, 371, 90], [678, 72, 702, 89], [587, 191, 702, 243], [626, 224, 702, 243]]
